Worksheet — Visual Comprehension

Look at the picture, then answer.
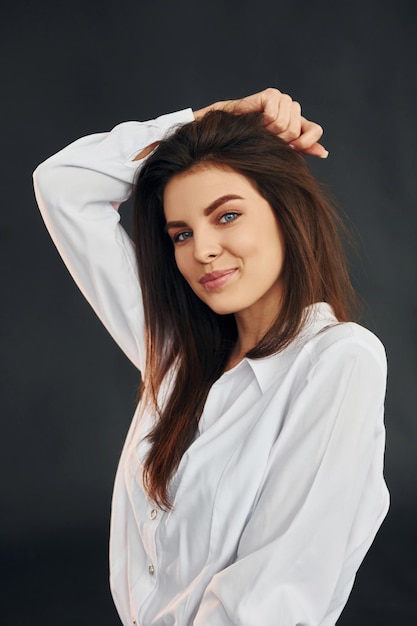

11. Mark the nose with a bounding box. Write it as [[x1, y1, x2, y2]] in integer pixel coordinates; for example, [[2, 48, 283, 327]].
[[192, 228, 222, 263]]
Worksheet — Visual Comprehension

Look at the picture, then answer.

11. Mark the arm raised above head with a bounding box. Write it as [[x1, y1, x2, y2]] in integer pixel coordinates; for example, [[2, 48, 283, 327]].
[[33, 109, 195, 371]]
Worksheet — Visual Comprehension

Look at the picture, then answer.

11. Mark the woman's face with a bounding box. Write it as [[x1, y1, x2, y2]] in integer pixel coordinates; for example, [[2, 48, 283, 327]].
[[164, 165, 285, 320]]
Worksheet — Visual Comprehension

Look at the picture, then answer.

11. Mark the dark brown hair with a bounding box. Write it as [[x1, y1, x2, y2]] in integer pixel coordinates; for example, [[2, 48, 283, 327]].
[[133, 110, 357, 507]]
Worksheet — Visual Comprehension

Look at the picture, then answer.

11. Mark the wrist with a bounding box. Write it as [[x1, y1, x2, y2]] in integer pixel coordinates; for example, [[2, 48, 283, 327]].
[[193, 100, 232, 120]]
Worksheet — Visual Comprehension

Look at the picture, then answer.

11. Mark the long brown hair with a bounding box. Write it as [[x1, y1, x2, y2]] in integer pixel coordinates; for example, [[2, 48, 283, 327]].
[[133, 110, 357, 507]]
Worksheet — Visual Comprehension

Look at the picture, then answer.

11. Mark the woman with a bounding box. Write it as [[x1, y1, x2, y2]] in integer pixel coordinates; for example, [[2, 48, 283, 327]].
[[33, 89, 389, 626]]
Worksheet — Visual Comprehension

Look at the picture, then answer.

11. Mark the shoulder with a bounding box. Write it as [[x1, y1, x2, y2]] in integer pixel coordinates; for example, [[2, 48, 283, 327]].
[[304, 321, 387, 378]]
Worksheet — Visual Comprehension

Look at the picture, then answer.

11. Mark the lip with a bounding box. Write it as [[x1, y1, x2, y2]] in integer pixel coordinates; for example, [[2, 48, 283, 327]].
[[199, 269, 237, 291]]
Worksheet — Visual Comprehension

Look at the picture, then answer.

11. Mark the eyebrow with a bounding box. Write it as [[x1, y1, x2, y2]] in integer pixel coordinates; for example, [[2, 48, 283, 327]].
[[165, 194, 244, 231]]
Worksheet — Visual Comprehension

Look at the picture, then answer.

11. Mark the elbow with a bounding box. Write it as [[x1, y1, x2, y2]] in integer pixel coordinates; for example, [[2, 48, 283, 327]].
[[33, 158, 70, 214], [33, 159, 57, 199], [33, 161, 50, 217]]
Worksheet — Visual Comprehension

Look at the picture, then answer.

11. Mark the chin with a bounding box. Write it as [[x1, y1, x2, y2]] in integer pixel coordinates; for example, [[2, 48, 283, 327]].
[[203, 300, 241, 316]]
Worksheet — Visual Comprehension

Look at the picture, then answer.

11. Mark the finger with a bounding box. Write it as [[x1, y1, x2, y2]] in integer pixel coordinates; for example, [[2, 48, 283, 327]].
[[230, 87, 283, 120], [297, 143, 329, 158], [260, 88, 283, 125], [289, 117, 328, 157], [267, 100, 302, 141], [264, 93, 293, 134], [290, 117, 324, 150]]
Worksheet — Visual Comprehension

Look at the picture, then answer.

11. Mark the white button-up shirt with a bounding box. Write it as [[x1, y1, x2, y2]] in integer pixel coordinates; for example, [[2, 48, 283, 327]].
[[33, 109, 389, 626]]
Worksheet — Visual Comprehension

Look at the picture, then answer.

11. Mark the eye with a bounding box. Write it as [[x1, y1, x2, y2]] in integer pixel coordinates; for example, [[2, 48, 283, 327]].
[[173, 230, 193, 244], [218, 211, 240, 224]]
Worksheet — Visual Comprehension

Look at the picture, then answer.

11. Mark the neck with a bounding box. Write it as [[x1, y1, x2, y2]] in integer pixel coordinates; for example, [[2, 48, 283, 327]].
[[225, 302, 281, 371]]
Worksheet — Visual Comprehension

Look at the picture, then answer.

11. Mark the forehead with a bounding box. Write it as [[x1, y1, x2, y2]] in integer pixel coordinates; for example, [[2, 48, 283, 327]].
[[163, 165, 259, 217]]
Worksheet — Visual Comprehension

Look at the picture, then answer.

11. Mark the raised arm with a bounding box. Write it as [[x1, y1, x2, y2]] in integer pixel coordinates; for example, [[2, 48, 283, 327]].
[[33, 109, 195, 371]]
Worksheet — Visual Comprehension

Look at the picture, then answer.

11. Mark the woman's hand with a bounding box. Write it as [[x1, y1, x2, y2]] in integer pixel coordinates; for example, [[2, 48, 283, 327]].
[[194, 87, 328, 159]]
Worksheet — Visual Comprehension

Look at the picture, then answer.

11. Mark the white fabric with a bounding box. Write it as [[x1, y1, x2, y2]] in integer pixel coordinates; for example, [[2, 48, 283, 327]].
[[33, 109, 389, 626]]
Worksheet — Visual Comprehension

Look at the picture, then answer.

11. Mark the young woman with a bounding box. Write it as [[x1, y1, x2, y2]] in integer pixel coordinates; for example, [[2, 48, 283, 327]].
[[33, 89, 389, 626]]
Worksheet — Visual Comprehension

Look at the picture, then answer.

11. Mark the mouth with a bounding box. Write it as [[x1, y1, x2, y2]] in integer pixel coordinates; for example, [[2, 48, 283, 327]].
[[199, 269, 237, 291]]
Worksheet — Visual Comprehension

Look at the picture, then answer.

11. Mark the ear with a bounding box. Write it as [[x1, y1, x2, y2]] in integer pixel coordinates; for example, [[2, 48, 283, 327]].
[[133, 141, 160, 161]]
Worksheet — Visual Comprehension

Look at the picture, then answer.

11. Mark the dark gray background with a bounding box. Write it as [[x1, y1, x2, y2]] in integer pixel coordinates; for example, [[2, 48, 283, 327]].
[[1, 0, 416, 624]]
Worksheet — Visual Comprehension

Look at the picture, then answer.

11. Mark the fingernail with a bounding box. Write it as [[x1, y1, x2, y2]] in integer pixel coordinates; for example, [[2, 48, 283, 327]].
[[288, 143, 296, 150], [320, 149, 329, 159]]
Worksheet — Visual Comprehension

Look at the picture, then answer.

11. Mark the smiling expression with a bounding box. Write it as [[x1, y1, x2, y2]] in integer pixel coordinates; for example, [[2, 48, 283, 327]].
[[164, 165, 285, 324]]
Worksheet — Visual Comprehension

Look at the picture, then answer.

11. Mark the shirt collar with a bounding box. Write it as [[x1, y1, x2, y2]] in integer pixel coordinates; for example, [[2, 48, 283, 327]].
[[245, 302, 338, 394]]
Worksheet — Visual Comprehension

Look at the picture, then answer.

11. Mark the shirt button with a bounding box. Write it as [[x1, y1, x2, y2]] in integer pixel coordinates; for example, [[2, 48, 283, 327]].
[[150, 508, 158, 520], [148, 564, 155, 576]]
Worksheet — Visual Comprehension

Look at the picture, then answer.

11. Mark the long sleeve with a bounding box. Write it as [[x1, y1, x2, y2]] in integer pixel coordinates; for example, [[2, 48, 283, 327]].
[[193, 327, 389, 626], [33, 108, 194, 371]]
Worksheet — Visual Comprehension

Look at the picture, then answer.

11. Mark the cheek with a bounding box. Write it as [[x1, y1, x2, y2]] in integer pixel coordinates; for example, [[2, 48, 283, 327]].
[[173, 248, 191, 279], [263, 220, 285, 260], [238, 226, 284, 264]]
